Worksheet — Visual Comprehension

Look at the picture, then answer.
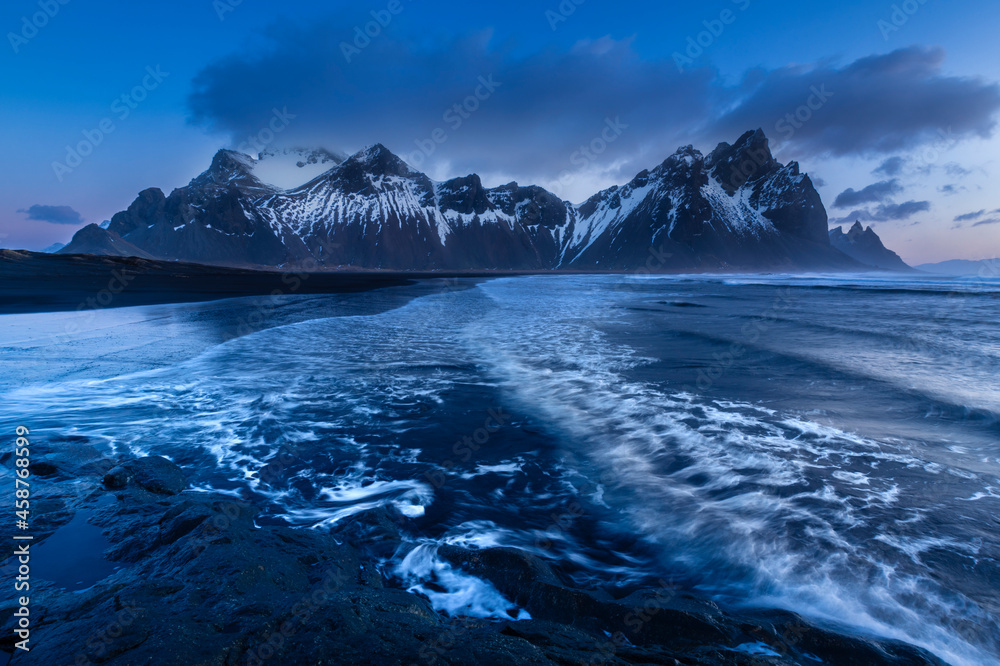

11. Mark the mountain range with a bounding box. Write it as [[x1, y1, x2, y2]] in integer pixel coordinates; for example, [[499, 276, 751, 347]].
[[915, 257, 1000, 276], [59, 131, 909, 272]]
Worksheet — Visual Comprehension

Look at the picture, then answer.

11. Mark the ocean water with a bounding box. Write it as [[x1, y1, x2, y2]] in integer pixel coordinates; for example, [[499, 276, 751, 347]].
[[1, 274, 998, 665]]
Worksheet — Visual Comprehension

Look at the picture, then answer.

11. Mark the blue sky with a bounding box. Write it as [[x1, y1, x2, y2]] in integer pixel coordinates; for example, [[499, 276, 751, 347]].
[[2, 0, 999, 264]]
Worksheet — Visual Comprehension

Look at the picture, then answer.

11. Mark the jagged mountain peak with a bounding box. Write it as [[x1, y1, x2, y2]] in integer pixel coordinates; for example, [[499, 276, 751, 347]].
[[658, 145, 704, 169], [725, 128, 774, 161], [346, 144, 417, 176], [209, 149, 257, 176], [438, 174, 495, 216], [830, 221, 910, 271], [83, 128, 881, 272], [706, 128, 780, 194], [190, 149, 271, 192], [836, 220, 884, 244], [302, 144, 429, 197]]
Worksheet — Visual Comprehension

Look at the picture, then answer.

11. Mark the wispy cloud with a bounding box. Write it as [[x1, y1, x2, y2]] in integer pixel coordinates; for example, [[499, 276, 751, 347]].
[[954, 209, 986, 222], [837, 200, 931, 224]]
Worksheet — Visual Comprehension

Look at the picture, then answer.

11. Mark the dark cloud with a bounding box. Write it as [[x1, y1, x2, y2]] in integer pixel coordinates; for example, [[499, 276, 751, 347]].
[[944, 163, 973, 177], [878, 201, 932, 220], [17, 205, 84, 225], [833, 180, 902, 208], [188, 25, 714, 189], [880, 201, 932, 220], [836, 200, 931, 224], [187, 26, 1000, 188], [954, 210, 986, 222], [810, 176, 827, 188], [972, 218, 1000, 227], [873, 156, 905, 177], [705, 47, 1000, 157]]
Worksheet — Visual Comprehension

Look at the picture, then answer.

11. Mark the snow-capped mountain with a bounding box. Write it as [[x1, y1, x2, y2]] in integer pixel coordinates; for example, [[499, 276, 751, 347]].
[[566, 130, 848, 269], [71, 150, 311, 266], [253, 145, 574, 269], [61, 130, 868, 271]]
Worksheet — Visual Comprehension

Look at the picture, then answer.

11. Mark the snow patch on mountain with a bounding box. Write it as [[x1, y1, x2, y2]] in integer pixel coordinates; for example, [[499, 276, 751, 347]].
[[252, 147, 345, 190], [64, 131, 869, 272], [702, 177, 773, 238]]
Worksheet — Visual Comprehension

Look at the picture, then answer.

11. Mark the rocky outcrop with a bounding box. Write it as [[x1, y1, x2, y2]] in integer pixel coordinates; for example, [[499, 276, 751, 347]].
[[104, 456, 188, 495], [0, 439, 946, 665], [829, 221, 911, 271], [58, 223, 156, 259]]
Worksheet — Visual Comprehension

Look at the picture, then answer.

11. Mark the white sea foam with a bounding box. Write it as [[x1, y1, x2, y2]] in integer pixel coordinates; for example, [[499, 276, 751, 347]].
[[395, 544, 529, 621], [2, 274, 998, 663], [462, 276, 1000, 666]]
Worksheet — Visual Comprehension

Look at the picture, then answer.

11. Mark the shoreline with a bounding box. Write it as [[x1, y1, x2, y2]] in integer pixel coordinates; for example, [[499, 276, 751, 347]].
[[0, 250, 920, 316], [5, 442, 946, 665], [0, 272, 978, 664]]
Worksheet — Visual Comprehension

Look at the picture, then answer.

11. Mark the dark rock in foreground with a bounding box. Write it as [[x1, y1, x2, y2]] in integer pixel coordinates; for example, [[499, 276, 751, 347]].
[[2, 445, 946, 665], [104, 456, 187, 495]]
